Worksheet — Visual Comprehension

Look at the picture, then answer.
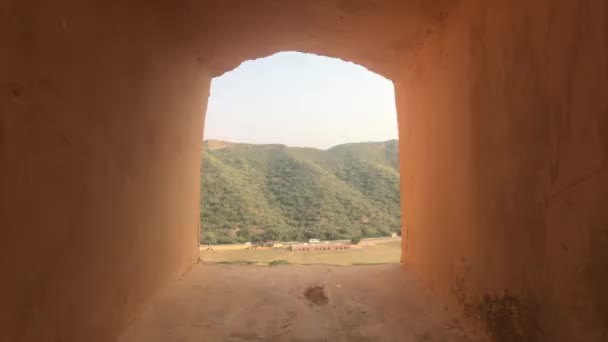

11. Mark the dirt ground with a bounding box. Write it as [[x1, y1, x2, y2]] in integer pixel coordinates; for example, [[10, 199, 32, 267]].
[[118, 264, 479, 342], [199, 240, 402, 266]]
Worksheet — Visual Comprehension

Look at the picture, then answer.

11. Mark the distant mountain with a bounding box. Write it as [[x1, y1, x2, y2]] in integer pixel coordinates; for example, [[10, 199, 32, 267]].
[[200, 140, 401, 244]]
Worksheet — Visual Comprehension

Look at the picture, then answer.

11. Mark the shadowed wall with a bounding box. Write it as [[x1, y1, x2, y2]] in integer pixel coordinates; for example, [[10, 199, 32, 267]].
[[1, 0, 606, 341]]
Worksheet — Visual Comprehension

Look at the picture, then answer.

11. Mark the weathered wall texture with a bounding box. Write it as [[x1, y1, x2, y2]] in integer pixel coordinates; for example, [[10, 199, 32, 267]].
[[1, 3, 208, 341], [1, 0, 606, 341], [397, 0, 608, 340], [1, 1, 451, 341]]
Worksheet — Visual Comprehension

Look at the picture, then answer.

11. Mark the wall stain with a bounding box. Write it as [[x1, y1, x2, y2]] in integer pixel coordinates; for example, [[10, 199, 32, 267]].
[[477, 291, 541, 342], [586, 193, 608, 336], [8, 82, 25, 103], [453, 272, 541, 342], [600, 107, 608, 163], [546, 164, 607, 205]]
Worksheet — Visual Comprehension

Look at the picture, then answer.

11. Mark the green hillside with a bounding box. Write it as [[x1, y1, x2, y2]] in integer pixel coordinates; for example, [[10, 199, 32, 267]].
[[199, 140, 401, 244]]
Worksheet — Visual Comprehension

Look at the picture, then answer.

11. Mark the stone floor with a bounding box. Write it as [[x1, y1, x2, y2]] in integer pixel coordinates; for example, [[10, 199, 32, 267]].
[[118, 264, 479, 342]]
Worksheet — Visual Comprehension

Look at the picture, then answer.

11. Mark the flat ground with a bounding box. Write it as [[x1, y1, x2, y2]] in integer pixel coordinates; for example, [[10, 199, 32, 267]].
[[118, 264, 477, 342], [199, 240, 402, 266]]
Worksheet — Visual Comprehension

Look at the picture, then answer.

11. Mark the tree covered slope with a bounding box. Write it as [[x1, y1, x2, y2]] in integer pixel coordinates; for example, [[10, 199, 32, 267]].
[[200, 140, 401, 244]]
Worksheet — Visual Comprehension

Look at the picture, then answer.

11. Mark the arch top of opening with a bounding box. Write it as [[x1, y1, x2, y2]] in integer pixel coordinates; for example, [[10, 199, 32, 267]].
[[188, 0, 457, 80], [206, 44, 394, 81], [214, 50, 392, 84]]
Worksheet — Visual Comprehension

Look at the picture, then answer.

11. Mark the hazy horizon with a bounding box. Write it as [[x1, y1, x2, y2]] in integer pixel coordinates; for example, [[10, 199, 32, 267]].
[[203, 51, 398, 149], [203, 138, 398, 151]]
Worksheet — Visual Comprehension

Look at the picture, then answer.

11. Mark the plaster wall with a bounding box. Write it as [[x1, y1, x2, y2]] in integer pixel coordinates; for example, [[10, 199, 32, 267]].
[[1, 1, 606, 341], [1, 3, 208, 340], [397, 0, 608, 340]]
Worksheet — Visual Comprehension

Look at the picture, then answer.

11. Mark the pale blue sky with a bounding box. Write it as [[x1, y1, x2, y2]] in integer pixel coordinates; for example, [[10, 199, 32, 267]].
[[203, 52, 398, 149]]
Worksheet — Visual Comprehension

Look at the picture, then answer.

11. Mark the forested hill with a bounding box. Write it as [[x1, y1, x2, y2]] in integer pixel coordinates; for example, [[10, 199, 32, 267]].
[[200, 140, 401, 244]]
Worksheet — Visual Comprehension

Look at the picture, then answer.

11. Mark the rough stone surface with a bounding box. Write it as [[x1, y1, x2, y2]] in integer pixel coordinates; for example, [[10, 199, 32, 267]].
[[1, 0, 607, 341], [397, 1, 608, 341], [118, 264, 475, 342]]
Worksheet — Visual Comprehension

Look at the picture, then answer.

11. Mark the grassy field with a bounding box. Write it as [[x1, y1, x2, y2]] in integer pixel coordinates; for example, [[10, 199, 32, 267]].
[[199, 239, 402, 266]]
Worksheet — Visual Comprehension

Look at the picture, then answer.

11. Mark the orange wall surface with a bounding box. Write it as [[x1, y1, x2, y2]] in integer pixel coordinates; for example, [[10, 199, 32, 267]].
[[1, 3, 207, 340], [1, 1, 606, 341], [398, 0, 608, 340]]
